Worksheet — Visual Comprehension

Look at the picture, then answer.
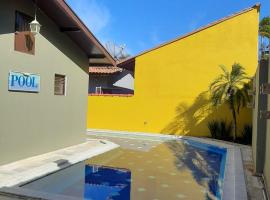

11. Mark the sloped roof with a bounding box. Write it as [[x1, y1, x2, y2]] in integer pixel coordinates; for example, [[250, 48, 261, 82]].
[[89, 66, 123, 74], [36, 0, 115, 66], [118, 4, 260, 66]]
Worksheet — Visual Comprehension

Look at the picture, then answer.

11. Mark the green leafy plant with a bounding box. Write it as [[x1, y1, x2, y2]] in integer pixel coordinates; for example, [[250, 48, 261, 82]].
[[259, 17, 270, 60], [219, 120, 232, 140], [208, 121, 219, 139], [259, 17, 270, 39], [208, 120, 232, 140], [209, 63, 250, 141]]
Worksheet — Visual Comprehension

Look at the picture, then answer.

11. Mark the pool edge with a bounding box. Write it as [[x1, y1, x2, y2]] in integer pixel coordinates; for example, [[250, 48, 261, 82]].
[[87, 129, 248, 200]]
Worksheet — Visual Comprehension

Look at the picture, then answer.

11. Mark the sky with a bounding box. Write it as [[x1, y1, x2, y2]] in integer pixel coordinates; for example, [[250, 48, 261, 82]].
[[66, 0, 270, 56]]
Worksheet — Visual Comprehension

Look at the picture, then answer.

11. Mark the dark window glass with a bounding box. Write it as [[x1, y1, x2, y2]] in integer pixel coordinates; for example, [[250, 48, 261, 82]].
[[54, 74, 66, 96], [15, 11, 33, 32]]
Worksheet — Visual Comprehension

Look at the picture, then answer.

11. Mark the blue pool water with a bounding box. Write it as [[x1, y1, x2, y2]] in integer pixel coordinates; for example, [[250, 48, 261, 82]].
[[84, 165, 131, 199], [21, 135, 227, 200]]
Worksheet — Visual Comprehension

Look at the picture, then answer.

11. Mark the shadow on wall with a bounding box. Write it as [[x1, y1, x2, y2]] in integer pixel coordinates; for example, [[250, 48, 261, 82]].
[[162, 91, 251, 136], [162, 91, 214, 136]]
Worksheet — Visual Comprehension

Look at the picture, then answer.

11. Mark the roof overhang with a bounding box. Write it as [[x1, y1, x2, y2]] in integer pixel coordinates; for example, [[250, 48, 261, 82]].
[[36, 0, 115, 66], [89, 66, 123, 74], [117, 57, 135, 71]]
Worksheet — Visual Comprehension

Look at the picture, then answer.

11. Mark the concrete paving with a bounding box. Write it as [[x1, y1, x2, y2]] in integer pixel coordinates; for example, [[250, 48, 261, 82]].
[[87, 129, 268, 200], [0, 139, 119, 188], [240, 145, 268, 200], [0, 130, 267, 200]]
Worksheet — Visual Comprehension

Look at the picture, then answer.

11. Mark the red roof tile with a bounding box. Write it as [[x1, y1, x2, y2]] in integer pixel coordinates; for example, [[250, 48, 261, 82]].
[[89, 66, 123, 74]]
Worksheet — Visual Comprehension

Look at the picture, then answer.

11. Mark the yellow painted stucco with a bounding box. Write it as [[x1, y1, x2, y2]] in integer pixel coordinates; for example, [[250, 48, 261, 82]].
[[87, 7, 259, 136]]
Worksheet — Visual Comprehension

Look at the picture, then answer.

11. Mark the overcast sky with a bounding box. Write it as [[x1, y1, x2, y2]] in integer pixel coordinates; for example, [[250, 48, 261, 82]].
[[66, 0, 270, 56]]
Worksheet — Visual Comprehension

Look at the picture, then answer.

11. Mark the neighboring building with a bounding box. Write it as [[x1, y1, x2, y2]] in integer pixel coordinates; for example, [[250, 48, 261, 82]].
[[252, 58, 270, 197], [88, 66, 134, 95], [87, 5, 259, 136], [0, 0, 114, 165]]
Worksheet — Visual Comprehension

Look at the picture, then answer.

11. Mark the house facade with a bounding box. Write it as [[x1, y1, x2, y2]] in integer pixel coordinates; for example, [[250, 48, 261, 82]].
[[0, 0, 114, 165], [88, 66, 134, 95], [87, 5, 259, 136], [252, 59, 270, 196]]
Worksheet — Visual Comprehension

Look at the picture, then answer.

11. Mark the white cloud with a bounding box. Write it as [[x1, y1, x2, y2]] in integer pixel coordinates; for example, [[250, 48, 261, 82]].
[[67, 0, 110, 34]]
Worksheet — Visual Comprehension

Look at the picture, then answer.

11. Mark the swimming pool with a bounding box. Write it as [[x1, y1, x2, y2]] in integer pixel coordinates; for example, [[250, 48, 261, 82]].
[[21, 135, 227, 200]]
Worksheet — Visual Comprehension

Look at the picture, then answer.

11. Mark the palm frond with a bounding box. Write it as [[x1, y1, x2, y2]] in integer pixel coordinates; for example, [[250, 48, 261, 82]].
[[210, 83, 228, 106], [219, 65, 230, 80], [209, 63, 250, 111], [231, 63, 246, 76], [259, 17, 270, 39], [209, 75, 227, 91]]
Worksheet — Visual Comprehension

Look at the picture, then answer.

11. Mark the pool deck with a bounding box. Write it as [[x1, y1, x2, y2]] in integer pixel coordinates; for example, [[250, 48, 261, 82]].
[[0, 139, 119, 188], [86, 129, 268, 200], [0, 130, 267, 200]]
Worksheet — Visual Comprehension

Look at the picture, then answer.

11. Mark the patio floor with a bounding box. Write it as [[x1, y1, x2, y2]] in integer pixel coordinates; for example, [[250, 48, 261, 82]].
[[0, 139, 119, 188], [0, 132, 267, 200]]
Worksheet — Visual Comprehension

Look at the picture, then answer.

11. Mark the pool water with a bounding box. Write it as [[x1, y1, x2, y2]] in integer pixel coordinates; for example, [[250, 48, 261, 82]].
[[21, 135, 227, 200]]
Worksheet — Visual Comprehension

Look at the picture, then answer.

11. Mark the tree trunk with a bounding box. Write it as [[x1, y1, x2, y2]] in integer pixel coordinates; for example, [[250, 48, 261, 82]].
[[230, 95, 237, 141]]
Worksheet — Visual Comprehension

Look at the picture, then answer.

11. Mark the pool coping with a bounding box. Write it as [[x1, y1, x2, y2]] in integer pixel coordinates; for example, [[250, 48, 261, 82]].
[[86, 129, 249, 200], [0, 129, 248, 200], [0, 139, 119, 200]]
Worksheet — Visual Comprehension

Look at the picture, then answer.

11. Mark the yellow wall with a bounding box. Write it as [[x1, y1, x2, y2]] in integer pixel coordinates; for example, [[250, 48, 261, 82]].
[[87, 8, 259, 136]]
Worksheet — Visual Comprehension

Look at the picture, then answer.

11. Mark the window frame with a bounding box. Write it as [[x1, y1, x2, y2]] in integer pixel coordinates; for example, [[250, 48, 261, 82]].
[[15, 11, 33, 32], [54, 74, 67, 96], [14, 10, 35, 55]]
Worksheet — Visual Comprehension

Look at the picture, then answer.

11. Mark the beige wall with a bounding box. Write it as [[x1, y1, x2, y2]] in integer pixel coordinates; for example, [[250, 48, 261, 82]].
[[252, 61, 268, 174], [0, 0, 89, 165], [265, 58, 270, 195], [252, 67, 258, 171], [265, 127, 270, 197], [252, 59, 270, 196]]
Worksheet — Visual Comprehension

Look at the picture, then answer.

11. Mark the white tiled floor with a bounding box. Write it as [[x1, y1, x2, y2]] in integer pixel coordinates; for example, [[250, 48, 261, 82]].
[[86, 130, 251, 200], [0, 130, 266, 200], [0, 139, 119, 188]]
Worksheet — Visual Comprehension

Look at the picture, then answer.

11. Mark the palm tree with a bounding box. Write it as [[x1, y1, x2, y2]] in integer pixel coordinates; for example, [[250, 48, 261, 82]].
[[209, 63, 251, 141], [259, 17, 270, 60]]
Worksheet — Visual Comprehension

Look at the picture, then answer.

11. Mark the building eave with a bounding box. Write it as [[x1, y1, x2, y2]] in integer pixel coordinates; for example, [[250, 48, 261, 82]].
[[36, 0, 116, 66]]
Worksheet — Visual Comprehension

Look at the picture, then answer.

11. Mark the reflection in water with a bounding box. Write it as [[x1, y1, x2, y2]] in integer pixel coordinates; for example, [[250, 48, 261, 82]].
[[165, 139, 226, 200], [22, 136, 226, 200], [21, 162, 131, 200], [84, 165, 131, 200]]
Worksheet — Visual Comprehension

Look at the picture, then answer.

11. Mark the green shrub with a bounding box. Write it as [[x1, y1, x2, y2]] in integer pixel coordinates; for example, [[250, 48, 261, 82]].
[[219, 120, 232, 140], [208, 121, 219, 139], [207, 120, 232, 140]]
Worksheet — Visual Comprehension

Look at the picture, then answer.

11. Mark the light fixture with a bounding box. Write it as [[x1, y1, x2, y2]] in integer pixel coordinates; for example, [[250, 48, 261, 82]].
[[29, 1, 41, 36]]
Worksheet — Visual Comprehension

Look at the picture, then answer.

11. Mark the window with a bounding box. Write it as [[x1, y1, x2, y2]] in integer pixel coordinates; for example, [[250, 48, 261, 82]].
[[15, 11, 32, 32], [54, 74, 66, 96], [88, 66, 135, 96], [95, 87, 102, 94], [14, 11, 35, 55]]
